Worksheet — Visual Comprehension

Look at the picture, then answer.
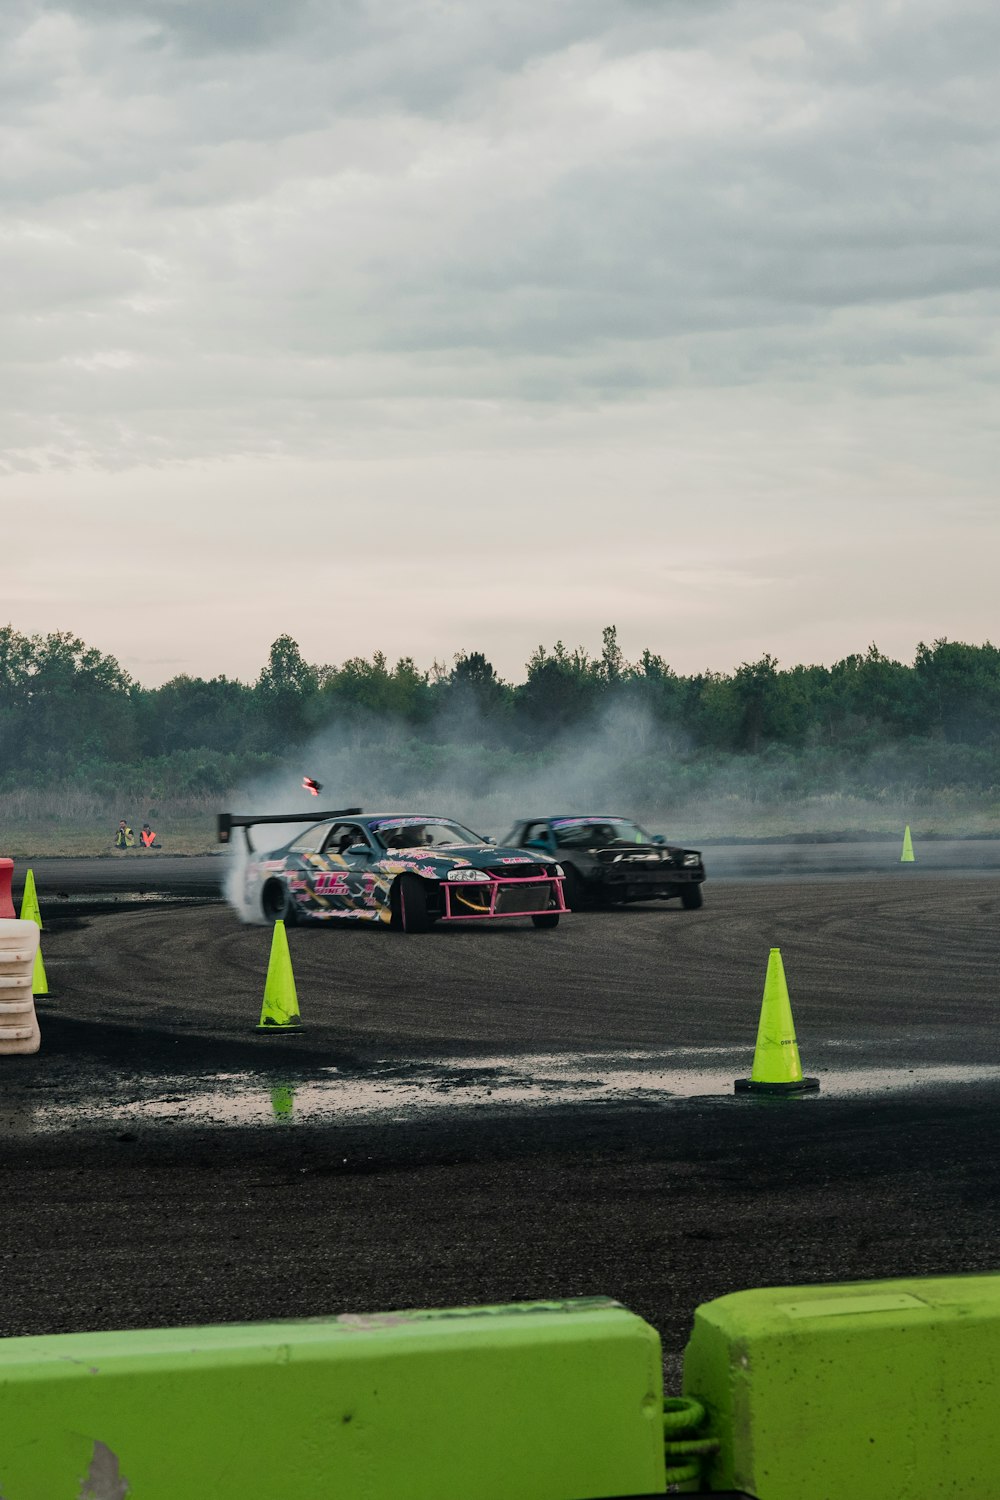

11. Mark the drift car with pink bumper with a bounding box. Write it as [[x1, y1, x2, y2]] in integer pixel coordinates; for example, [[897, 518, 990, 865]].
[[218, 809, 567, 932]]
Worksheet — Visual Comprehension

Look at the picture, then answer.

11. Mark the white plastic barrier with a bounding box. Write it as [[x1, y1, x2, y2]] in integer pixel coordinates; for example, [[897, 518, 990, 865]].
[[0, 919, 41, 1055]]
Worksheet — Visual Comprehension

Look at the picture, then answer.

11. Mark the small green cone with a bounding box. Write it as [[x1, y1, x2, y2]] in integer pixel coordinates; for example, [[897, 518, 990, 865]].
[[256, 920, 304, 1033], [271, 1085, 295, 1118], [20, 872, 49, 995], [31, 942, 49, 998], [735, 948, 819, 1094], [900, 825, 915, 863], [19, 869, 42, 929]]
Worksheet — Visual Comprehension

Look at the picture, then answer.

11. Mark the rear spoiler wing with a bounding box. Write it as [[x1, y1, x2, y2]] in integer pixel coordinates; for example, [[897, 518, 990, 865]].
[[218, 809, 362, 852]]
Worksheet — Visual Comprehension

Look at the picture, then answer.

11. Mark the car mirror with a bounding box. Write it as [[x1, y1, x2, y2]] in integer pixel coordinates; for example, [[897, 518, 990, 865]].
[[652, 834, 665, 845], [482, 835, 496, 845]]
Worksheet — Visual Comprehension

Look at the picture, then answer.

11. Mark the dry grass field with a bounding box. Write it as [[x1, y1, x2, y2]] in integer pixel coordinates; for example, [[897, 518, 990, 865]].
[[2, 784, 997, 856]]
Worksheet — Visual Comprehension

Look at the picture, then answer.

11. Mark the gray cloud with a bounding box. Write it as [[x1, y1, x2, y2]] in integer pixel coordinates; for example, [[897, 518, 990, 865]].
[[3, 1, 996, 403], [0, 0, 996, 684], [39, 0, 317, 54]]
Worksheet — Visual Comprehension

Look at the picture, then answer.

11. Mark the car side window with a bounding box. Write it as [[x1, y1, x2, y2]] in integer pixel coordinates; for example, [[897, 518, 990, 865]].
[[290, 822, 333, 853], [552, 824, 590, 848], [524, 822, 553, 847], [323, 824, 369, 855]]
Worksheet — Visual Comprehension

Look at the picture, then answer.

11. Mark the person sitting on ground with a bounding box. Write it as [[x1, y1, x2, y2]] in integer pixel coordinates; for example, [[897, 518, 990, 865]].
[[140, 823, 158, 848], [115, 820, 135, 850]]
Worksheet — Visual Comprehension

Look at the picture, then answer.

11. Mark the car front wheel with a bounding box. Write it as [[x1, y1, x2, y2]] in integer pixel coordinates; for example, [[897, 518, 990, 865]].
[[680, 884, 704, 910], [392, 874, 433, 933]]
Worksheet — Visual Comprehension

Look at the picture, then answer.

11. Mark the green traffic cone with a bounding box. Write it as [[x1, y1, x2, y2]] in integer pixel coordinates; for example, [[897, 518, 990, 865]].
[[900, 825, 915, 863], [735, 948, 819, 1094], [20, 869, 49, 996], [256, 921, 304, 1033], [31, 942, 48, 998], [19, 869, 42, 929]]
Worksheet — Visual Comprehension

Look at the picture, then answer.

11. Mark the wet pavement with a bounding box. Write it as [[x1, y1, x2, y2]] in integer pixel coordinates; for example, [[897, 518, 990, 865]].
[[10, 1046, 1000, 1137]]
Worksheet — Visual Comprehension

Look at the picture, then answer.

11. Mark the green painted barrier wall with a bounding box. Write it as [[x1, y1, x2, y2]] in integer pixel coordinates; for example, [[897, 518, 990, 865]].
[[683, 1272, 1000, 1497], [0, 1297, 666, 1500]]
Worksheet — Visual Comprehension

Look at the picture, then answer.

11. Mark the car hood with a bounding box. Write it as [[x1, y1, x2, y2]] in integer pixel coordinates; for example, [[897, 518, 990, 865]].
[[378, 843, 551, 871], [257, 842, 552, 868]]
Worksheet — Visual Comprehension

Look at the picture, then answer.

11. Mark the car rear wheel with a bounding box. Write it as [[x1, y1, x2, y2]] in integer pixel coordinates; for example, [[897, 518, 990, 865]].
[[392, 874, 433, 933], [680, 884, 704, 910], [531, 913, 560, 929], [262, 879, 297, 924]]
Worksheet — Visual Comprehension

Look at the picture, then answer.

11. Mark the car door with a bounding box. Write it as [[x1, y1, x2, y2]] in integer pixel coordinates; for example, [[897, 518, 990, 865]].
[[317, 824, 379, 917]]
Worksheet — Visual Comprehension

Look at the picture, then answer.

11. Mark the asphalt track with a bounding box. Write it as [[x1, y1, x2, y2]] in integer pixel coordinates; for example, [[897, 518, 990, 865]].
[[4, 843, 1000, 1386]]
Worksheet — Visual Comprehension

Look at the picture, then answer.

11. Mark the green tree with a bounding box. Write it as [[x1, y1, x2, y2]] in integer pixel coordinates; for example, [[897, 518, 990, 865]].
[[516, 641, 599, 737], [440, 652, 510, 724], [17, 630, 137, 776], [255, 635, 319, 741], [731, 655, 786, 752], [140, 675, 255, 756], [914, 639, 1000, 744], [827, 645, 917, 742], [598, 624, 626, 685], [315, 652, 432, 724]]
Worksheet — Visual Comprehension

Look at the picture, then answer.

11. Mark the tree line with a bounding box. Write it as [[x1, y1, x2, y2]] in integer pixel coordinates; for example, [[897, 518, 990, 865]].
[[1, 623, 999, 798]]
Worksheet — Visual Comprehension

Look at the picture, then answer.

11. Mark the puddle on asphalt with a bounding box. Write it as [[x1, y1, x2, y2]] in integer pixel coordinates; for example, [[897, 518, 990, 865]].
[[7, 1049, 1000, 1133], [47, 892, 211, 905]]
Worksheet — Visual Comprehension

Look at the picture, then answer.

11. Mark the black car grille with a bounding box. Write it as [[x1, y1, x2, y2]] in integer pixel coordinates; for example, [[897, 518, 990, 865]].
[[495, 885, 550, 914], [595, 849, 670, 866]]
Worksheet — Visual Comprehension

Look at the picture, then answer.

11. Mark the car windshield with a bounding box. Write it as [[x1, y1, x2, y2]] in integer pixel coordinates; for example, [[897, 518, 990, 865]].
[[371, 818, 484, 850], [550, 818, 653, 848]]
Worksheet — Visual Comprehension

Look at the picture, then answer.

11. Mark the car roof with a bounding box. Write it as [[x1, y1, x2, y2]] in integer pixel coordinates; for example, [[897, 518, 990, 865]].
[[284, 814, 477, 846], [300, 815, 460, 826], [361, 814, 461, 825], [520, 815, 628, 823]]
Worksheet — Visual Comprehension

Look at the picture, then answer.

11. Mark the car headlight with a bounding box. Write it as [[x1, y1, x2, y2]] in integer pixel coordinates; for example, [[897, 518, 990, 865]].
[[447, 868, 491, 882], [554, 864, 565, 878], [683, 853, 701, 867]]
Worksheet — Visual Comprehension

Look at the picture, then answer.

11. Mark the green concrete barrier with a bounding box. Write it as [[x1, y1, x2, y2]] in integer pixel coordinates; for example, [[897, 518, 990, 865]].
[[683, 1272, 1000, 1497], [11, 1273, 999, 1497], [0, 1297, 666, 1500]]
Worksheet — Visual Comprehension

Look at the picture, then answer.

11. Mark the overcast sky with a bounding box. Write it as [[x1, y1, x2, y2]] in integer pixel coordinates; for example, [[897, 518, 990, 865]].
[[1, 0, 997, 686]]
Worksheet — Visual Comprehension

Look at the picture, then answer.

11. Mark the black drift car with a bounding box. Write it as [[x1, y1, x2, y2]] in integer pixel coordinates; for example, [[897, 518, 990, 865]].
[[502, 815, 706, 910]]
